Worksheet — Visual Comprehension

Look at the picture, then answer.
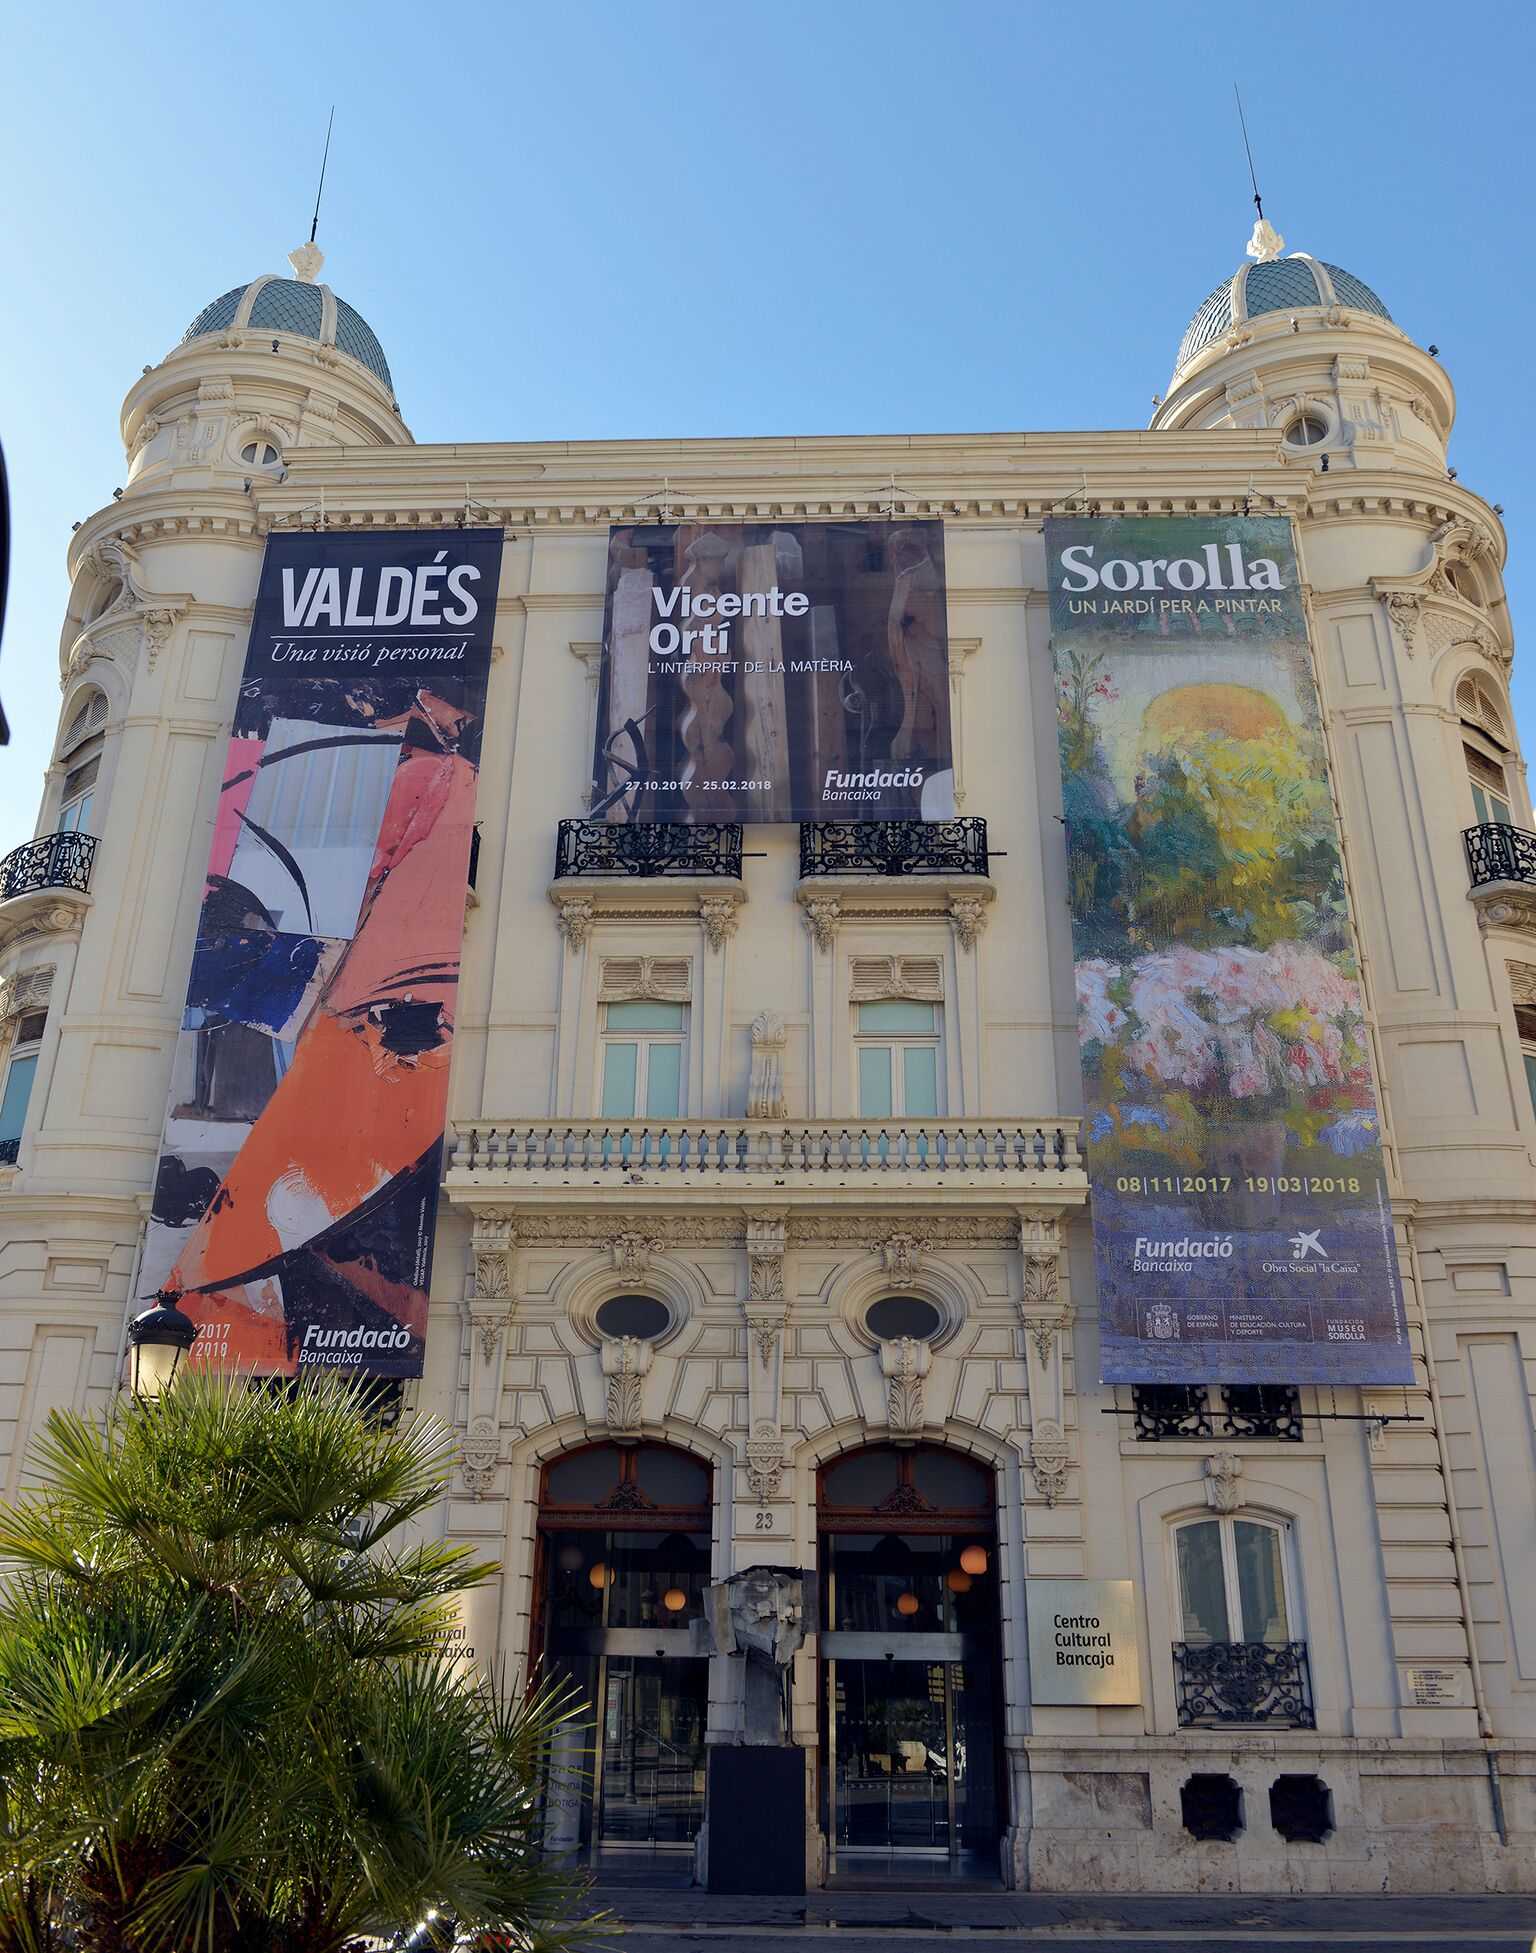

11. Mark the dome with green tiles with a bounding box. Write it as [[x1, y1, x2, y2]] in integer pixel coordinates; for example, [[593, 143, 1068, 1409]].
[[180, 247, 392, 393]]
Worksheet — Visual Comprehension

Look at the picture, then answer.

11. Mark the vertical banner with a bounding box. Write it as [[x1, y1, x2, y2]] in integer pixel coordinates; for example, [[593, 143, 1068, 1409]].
[[1047, 516, 1411, 1384], [592, 520, 954, 823], [141, 529, 503, 1378]]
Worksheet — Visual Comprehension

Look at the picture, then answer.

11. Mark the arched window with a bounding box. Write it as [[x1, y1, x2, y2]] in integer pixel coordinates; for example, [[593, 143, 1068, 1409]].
[[1457, 675, 1516, 827], [1172, 1514, 1296, 1648], [55, 689, 110, 836]]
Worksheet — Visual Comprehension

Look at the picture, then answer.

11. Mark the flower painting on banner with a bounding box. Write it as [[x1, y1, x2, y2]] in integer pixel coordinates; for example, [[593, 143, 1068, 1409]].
[[138, 531, 503, 1380], [1047, 516, 1411, 1384]]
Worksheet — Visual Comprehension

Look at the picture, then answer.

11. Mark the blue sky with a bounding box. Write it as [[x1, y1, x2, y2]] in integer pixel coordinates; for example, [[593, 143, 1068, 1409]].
[[3, 0, 1532, 856]]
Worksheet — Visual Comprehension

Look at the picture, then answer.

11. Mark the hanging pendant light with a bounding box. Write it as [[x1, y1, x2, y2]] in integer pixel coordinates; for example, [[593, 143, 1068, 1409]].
[[959, 1545, 989, 1576], [557, 1543, 584, 1573], [588, 1563, 610, 1590], [662, 1587, 688, 1612], [946, 1569, 973, 1593], [895, 1591, 920, 1617]]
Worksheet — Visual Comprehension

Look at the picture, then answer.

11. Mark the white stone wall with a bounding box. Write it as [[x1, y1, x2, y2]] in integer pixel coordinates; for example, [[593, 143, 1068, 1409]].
[[1, 285, 1533, 1888]]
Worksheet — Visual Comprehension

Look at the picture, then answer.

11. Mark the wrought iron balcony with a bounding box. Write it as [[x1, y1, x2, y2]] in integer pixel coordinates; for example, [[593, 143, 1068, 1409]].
[[0, 1138, 19, 1166], [0, 831, 97, 903], [448, 1115, 1084, 1195], [800, 818, 989, 878], [554, 819, 743, 880], [1174, 1641, 1315, 1728], [1133, 1384, 1302, 1442], [1464, 822, 1536, 889]]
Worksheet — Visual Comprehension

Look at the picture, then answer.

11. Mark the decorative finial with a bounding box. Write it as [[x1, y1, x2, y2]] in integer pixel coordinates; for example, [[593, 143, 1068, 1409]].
[[1246, 216, 1285, 263], [288, 240, 325, 283]]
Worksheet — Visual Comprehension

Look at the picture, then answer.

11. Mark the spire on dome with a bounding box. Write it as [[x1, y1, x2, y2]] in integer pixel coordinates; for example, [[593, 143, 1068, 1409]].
[[288, 107, 334, 286], [1246, 216, 1285, 263]]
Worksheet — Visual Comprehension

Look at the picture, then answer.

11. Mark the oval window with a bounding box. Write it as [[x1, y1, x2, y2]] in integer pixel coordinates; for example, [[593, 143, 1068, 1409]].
[[240, 439, 282, 467], [865, 1295, 942, 1341], [595, 1293, 670, 1340]]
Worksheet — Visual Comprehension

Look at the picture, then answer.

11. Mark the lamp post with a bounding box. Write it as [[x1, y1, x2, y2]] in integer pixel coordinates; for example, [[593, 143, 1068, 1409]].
[[125, 1288, 199, 1399]]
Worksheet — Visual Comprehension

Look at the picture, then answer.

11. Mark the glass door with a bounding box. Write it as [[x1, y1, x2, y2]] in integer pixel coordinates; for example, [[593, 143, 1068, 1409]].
[[535, 1442, 714, 1865], [819, 1525, 1002, 1876]]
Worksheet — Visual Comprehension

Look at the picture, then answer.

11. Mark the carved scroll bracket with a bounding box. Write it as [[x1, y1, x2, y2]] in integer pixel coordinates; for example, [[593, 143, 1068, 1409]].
[[1204, 1451, 1245, 1514], [880, 1335, 932, 1440], [742, 1212, 789, 1500], [602, 1334, 655, 1438], [1017, 1211, 1069, 1426], [1027, 1418, 1070, 1507]]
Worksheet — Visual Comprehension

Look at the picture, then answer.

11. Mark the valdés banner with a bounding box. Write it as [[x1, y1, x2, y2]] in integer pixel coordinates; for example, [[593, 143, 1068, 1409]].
[[592, 520, 954, 823], [1048, 515, 1411, 1384], [141, 528, 503, 1379]]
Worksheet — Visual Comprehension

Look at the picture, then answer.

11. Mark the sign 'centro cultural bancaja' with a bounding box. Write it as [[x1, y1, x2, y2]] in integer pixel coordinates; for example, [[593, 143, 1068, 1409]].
[[591, 520, 955, 824], [1047, 515, 1412, 1387], [139, 529, 503, 1381]]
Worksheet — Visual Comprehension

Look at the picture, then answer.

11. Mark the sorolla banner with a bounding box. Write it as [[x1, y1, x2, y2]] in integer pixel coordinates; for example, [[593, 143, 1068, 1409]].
[[141, 529, 503, 1379], [592, 520, 954, 823], [1047, 516, 1411, 1385]]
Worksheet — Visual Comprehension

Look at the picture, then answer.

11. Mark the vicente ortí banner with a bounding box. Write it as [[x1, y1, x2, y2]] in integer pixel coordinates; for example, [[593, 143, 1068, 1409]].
[[592, 520, 954, 823], [1047, 515, 1411, 1385], [140, 529, 503, 1379]]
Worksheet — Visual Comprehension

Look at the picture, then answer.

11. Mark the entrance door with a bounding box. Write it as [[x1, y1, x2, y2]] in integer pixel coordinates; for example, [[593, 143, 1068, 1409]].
[[818, 1446, 1003, 1878], [535, 1442, 713, 1863]]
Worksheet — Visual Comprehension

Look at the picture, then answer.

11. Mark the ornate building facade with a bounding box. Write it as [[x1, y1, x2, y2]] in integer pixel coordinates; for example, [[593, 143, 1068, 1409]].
[[2, 230, 1533, 1892]]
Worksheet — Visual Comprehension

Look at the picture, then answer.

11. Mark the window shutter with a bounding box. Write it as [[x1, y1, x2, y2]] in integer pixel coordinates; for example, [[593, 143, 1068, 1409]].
[[851, 954, 943, 1002], [599, 955, 692, 1003], [62, 756, 101, 802]]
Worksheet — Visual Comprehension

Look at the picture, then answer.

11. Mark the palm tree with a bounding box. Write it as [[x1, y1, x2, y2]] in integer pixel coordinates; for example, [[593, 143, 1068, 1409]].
[[0, 1373, 598, 1953]]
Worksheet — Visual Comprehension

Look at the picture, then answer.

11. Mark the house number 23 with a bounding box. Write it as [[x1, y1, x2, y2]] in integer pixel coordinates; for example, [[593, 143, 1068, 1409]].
[[754, 1509, 775, 1530]]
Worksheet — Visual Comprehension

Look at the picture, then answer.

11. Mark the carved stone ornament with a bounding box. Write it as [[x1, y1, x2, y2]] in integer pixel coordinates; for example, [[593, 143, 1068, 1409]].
[[947, 894, 991, 951], [1385, 592, 1422, 656], [699, 893, 743, 951], [1204, 1451, 1245, 1514], [881, 1335, 931, 1438], [474, 1252, 510, 1300], [802, 896, 841, 951], [602, 1334, 654, 1437], [469, 1315, 504, 1366], [554, 898, 595, 950], [747, 1010, 788, 1119], [459, 1418, 503, 1501], [1027, 1314, 1071, 1368], [1246, 215, 1285, 263], [748, 1316, 783, 1368], [609, 1229, 662, 1274], [1027, 1419, 1070, 1506], [470, 1215, 518, 1251], [0, 966, 54, 1022], [869, 1230, 930, 1284], [1021, 1244, 1061, 1312], [1507, 962, 1536, 1007], [745, 1438, 786, 1503], [1473, 889, 1536, 937]]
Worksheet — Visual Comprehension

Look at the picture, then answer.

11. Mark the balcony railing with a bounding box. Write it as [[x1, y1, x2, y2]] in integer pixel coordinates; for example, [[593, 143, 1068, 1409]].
[[799, 818, 989, 878], [448, 1116, 1082, 1186], [0, 1138, 19, 1166], [1464, 822, 1536, 889], [1133, 1384, 1303, 1442], [554, 819, 743, 880], [0, 830, 97, 902], [1173, 1641, 1315, 1728]]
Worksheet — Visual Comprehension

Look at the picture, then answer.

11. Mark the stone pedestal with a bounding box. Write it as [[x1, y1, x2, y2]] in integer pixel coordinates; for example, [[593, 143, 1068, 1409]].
[[705, 1746, 806, 1894]]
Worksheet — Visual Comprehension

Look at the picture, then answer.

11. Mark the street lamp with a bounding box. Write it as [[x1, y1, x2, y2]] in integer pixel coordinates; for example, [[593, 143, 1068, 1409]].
[[126, 1289, 199, 1399]]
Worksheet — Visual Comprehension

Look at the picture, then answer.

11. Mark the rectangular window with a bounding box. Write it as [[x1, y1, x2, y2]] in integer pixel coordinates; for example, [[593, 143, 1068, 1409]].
[[600, 1000, 686, 1119], [1466, 744, 1512, 826], [855, 1000, 941, 1117], [0, 1010, 47, 1154], [58, 754, 100, 835]]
